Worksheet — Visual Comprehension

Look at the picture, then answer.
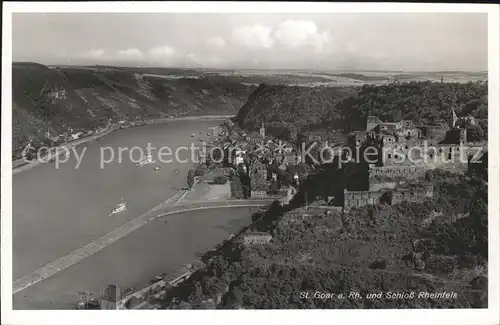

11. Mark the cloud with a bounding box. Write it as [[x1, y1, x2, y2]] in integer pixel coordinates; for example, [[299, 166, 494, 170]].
[[185, 52, 223, 68], [207, 36, 226, 47], [232, 24, 274, 49], [116, 48, 143, 58], [148, 45, 176, 58], [13, 13, 487, 71], [84, 49, 105, 58], [231, 21, 330, 53], [185, 52, 201, 65], [274, 20, 331, 53], [345, 42, 359, 54]]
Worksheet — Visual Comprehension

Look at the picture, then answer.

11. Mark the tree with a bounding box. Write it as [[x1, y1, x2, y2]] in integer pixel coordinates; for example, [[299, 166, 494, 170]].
[[242, 184, 251, 198], [269, 181, 279, 194], [210, 256, 228, 278], [213, 175, 228, 184], [467, 124, 484, 142], [188, 281, 204, 306], [187, 169, 195, 189], [212, 146, 222, 162]]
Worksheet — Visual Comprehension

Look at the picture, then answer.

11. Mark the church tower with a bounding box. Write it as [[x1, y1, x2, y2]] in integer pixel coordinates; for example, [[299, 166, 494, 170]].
[[459, 128, 467, 145], [259, 121, 266, 138], [446, 107, 467, 145], [449, 108, 459, 129]]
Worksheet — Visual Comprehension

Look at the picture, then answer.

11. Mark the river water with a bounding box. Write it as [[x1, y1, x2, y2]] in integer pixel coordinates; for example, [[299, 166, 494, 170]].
[[13, 119, 257, 308], [13, 206, 260, 309]]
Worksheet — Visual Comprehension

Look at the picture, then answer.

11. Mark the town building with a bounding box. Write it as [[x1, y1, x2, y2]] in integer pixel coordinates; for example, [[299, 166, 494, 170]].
[[373, 122, 399, 134], [366, 115, 383, 132], [100, 284, 122, 310], [241, 232, 273, 245], [47, 87, 67, 101], [442, 108, 467, 145], [251, 186, 268, 198]]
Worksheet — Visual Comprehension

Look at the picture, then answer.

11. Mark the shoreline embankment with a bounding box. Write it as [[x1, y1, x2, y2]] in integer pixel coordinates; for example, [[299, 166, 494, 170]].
[[12, 115, 233, 175]]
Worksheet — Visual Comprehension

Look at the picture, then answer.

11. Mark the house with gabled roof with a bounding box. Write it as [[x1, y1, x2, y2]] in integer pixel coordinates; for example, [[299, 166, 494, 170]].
[[367, 115, 383, 132]]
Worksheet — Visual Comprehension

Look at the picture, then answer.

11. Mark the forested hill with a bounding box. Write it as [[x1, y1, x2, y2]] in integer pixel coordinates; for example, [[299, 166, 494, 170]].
[[235, 81, 488, 137], [235, 83, 355, 133], [12, 62, 255, 156]]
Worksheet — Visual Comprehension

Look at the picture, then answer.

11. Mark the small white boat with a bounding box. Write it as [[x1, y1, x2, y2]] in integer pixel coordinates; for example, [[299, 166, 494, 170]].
[[109, 199, 127, 215], [136, 154, 153, 166]]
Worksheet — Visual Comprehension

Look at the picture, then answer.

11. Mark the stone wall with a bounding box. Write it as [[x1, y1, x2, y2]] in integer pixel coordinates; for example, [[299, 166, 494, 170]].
[[281, 207, 332, 224], [369, 165, 426, 180], [392, 186, 434, 205], [251, 190, 267, 198], [344, 185, 433, 210], [381, 140, 430, 165], [344, 190, 385, 210], [423, 145, 476, 170], [281, 210, 307, 224], [369, 181, 398, 191]]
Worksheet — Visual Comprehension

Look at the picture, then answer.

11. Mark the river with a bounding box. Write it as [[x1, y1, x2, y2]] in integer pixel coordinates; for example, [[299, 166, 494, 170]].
[[13, 207, 260, 309], [12, 119, 258, 309]]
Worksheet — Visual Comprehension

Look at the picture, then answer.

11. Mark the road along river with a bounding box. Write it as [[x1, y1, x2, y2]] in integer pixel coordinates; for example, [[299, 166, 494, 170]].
[[13, 119, 225, 287]]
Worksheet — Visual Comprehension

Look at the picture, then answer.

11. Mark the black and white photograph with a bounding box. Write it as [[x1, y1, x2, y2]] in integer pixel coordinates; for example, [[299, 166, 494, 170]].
[[1, 2, 499, 325]]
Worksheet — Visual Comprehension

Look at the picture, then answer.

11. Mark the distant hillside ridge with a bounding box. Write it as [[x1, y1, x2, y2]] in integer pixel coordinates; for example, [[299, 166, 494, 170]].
[[235, 80, 487, 138], [12, 63, 256, 156]]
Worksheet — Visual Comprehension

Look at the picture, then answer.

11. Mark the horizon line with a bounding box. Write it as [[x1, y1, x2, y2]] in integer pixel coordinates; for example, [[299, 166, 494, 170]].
[[11, 61, 488, 74]]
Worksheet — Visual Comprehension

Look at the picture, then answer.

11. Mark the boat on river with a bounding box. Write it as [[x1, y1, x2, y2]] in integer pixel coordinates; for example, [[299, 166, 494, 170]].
[[109, 199, 127, 215], [136, 154, 153, 166]]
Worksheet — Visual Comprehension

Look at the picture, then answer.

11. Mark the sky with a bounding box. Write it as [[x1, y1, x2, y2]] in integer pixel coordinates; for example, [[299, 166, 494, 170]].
[[12, 13, 488, 71]]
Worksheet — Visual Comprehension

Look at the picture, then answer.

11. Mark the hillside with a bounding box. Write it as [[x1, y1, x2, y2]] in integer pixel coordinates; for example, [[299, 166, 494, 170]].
[[12, 63, 256, 157], [235, 81, 488, 138], [157, 171, 487, 309], [235, 83, 356, 133]]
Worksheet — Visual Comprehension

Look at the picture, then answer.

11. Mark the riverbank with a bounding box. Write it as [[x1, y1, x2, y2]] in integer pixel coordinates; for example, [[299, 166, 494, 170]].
[[12, 114, 233, 175], [12, 126, 117, 175]]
